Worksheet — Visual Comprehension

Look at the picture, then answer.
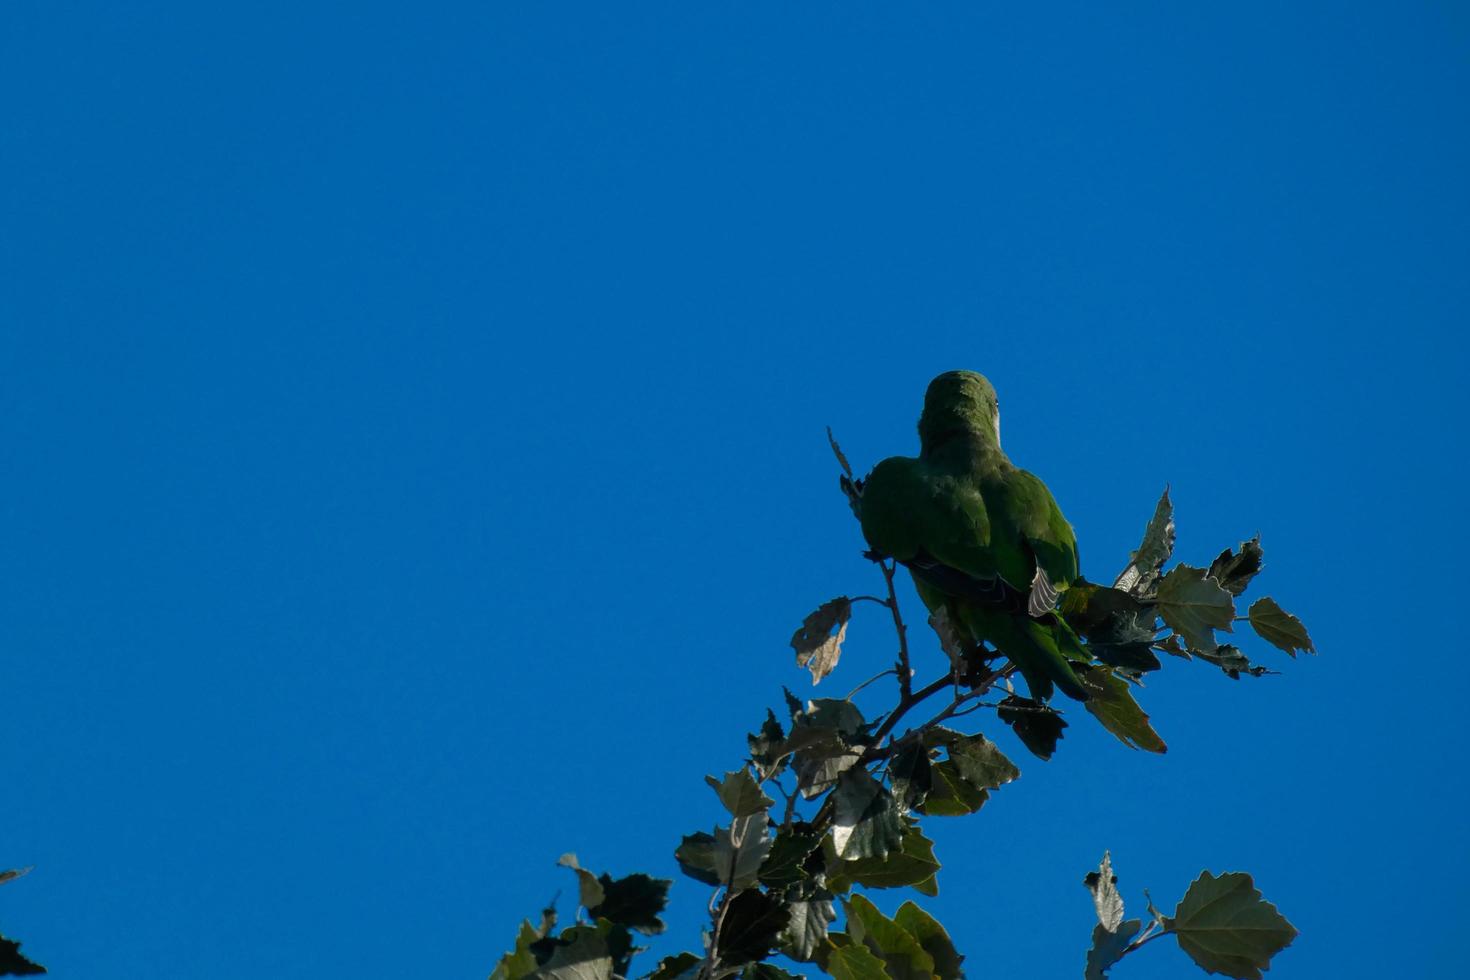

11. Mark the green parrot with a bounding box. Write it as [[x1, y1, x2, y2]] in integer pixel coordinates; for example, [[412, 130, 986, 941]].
[[857, 370, 1092, 702]]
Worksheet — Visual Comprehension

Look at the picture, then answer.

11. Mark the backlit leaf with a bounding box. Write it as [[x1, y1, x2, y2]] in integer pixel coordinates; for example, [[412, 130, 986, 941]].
[[1156, 564, 1235, 654], [1114, 488, 1175, 596], [1246, 598, 1315, 657], [1168, 871, 1298, 980], [1077, 667, 1167, 753], [792, 599, 853, 684]]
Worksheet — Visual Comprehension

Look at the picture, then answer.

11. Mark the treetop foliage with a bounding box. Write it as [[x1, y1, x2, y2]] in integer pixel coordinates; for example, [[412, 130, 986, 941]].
[[491, 437, 1314, 980]]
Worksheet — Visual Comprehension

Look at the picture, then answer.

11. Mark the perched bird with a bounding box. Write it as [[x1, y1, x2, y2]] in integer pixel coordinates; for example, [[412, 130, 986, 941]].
[[857, 370, 1091, 701]]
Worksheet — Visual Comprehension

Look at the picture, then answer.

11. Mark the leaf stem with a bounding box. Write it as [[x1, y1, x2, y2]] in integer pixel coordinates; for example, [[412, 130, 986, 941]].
[[846, 668, 897, 701]]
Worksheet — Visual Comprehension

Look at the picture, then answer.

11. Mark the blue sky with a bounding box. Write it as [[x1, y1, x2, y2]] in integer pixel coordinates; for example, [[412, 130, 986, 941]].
[[2, 2, 1465, 977]]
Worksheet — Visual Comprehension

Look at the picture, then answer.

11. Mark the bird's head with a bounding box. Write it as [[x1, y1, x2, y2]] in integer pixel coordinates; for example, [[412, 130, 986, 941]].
[[918, 370, 1001, 451]]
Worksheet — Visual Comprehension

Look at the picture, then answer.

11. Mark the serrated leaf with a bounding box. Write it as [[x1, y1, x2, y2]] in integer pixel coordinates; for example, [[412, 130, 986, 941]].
[[1114, 487, 1175, 596], [892, 902, 963, 980], [715, 813, 773, 890], [557, 854, 606, 910], [675, 832, 720, 886], [1084, 920, 1142, 980], [916, 760, 988, 816], [1084, 851, 1126, 932], [1208, 538, 1264, 596], [749, 710, 789, 780], [843, 895, 935, 980], [821, 940, 892, 980], [644, 952, 703, 980], [1156, 564, 1236, 654], [781, 888, 837, 962], [831, 770, 903, 861], [792, 599, 853, 684], [997, 695, 1068, 760], [825, 820, 941, 893], [935, 729, 1020, 790], [1077, 666, 1167, 753], [534, 928, 614, 980], [707, 770, 776, 819], [492, 920, 542, 980], [759, 829, 822, 889], [590, 872, 671, 936], [888, 740, 932, 813], [1168, 871, 1298, 980], [1246, 598, 1315, 656], [717, 888, 792, 965]]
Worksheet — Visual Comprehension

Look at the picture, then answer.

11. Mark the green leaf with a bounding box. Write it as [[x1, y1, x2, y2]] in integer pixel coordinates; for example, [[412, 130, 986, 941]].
[[1208, 538, 1264, 596], [888, 740, 932, 813], [1167, 871, 1298, 980], [1086, 613, 1163, 674], [997, 695, 1068, 761], [1246, 598, 1315, 656], [932, 728, 1020, 790], [825, 820, 941, 893], [715, 813, 773, 890], [1114, 487, 1175, 596], [791, 598, 853, 684], [644, 953, 702, 980], [749, 710, 789, 780], [492, 920, 542, 980], [1084, 920, 1142, 980], [675, 832, 720, 886], [533, 928, 614, 980], [707, 770, 776, 819], [1156, 564, 1236, 654], [821, 940, 892, 980], [916, 760, 988, 816], [781, 887, 837, 962], [717, 888, 792, 965], [1084, 851, 1126, 932], [557, 854, 606, 910], [589, 872, 671, 936], [759, 828, 823, 888], [1077, 667, 1167, 753], [893, 902, 964, 980], [830, 769, 903, 861], [843, 894, 935, 980], [794, 739, 863, 801], [801, 699, 867, 736]]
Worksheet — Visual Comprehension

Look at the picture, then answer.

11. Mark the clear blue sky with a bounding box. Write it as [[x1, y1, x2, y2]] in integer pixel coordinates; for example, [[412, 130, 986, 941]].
[[2, 3, 1465, 977]]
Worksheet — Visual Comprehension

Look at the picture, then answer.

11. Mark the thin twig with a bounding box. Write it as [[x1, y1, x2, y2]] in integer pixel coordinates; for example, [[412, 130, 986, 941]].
[[877, 559, 913, 700]]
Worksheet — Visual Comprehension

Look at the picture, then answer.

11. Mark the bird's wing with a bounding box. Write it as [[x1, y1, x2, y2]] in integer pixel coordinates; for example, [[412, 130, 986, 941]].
[[980, 467, 1081, 612], [860, 457, 1001, 584]]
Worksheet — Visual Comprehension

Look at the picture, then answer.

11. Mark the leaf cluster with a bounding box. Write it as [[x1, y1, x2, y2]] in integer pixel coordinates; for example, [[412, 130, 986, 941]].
[[490, 462, 1313, 980]]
